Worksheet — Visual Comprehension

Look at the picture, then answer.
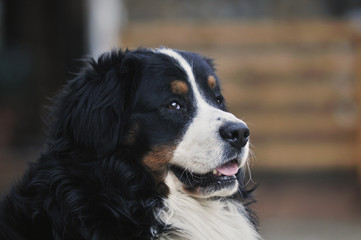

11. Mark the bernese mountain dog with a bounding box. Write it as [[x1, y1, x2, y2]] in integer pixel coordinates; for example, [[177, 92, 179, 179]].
[[0, 48, 260, 240]]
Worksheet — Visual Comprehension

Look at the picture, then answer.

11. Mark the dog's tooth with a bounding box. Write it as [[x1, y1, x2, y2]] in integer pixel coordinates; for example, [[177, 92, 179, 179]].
[[212, 169, 217, 175]]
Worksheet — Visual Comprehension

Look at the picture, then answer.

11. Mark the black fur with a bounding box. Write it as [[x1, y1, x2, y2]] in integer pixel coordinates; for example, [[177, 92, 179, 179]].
[[0, 48, 256, 240], [0, 50, 167, 240]]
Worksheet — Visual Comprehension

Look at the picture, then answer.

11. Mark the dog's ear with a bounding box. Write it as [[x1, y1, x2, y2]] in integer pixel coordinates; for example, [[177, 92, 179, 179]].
[[52, 50, 140, 155]]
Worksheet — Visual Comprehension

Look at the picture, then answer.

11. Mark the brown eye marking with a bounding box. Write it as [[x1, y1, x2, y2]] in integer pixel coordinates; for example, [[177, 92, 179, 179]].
[[208, 75, 217, 89], [170, 80, 188, 95]]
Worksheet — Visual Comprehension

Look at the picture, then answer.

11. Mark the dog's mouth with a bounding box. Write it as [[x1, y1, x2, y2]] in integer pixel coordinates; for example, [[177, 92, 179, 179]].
[[169, 159, 240, 191]]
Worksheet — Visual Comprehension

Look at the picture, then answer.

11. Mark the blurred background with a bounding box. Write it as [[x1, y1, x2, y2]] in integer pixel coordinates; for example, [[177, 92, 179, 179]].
[[1, 0, 361, 239]]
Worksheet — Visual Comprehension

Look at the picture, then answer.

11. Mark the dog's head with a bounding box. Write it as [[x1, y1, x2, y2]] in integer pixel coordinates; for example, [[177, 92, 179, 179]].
[[54, 48, 250, 199]]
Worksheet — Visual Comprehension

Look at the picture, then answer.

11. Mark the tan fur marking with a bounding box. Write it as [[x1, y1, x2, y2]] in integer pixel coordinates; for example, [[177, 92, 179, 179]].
[[208, 75, 216, 89], [170, 80, 188, 95], [143, 145, 176, 172], [143, 145, 175, 196]]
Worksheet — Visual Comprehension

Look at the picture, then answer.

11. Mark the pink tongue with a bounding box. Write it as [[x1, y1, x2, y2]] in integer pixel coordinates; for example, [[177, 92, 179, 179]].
[[216, 162, 239, 176]]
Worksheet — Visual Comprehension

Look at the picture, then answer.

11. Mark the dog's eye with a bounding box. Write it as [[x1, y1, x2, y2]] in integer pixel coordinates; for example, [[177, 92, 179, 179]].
[[216, 96, 223, 105], [167, 101, 182, 110]]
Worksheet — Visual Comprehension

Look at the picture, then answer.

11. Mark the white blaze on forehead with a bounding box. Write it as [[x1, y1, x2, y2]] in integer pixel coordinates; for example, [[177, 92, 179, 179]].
[[156, 48, 204, 104]]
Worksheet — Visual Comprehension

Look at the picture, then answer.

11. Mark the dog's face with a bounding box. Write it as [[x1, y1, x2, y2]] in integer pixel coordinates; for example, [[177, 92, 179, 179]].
[[59, 48, 249, 199], [124, 48, 250, 198]]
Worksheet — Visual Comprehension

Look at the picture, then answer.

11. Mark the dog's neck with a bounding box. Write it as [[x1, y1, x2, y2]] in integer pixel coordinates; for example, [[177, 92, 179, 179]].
[[155, 175, 260, 240]]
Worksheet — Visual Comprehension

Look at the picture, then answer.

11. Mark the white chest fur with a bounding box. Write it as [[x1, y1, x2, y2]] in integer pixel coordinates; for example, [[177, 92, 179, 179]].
[[156, 186, 260, 240]]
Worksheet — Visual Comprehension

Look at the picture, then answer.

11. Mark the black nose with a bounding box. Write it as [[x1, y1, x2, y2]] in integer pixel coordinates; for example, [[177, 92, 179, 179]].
[[219, 122, 250, 149]]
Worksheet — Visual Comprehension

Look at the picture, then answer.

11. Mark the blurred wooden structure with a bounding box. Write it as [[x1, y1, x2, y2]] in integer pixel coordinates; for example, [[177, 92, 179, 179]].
[[122, 21, 361, 173]]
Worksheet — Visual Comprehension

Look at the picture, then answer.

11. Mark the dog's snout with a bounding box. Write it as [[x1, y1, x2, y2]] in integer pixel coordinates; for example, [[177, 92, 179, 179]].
[[219, 122, 250, 149]]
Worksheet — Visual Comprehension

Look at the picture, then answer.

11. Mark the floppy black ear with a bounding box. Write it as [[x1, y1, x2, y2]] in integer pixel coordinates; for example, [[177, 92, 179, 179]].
[[52, 50, 140, 155]]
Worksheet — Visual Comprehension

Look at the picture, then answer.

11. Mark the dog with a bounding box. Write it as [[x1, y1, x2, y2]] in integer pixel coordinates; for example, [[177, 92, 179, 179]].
[[0, 48, 260, 240]]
